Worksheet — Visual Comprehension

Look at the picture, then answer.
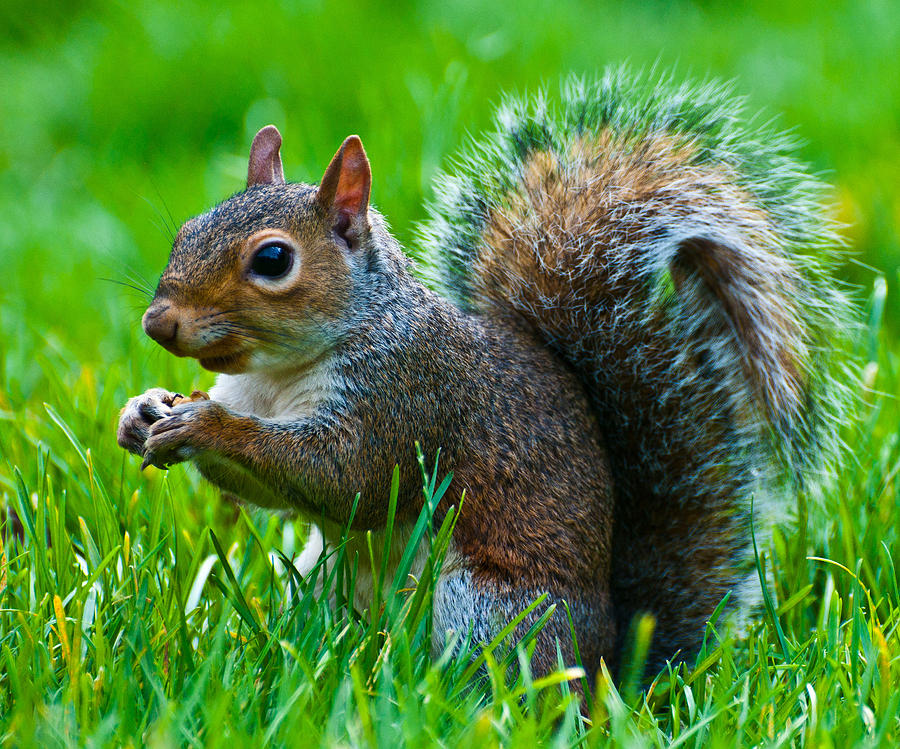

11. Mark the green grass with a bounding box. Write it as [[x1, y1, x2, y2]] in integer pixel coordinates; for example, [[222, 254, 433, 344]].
[[1, 326, 899, 747], [2, 0, 900, 745]]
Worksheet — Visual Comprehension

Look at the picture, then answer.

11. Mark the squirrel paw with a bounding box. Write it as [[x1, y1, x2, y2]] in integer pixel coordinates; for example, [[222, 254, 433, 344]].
[[141, 400, 228, 470], [117, 388, 181, 455]]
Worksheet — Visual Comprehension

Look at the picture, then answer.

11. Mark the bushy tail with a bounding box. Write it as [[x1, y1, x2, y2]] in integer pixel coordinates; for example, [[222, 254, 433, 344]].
[[417, 68, 854, 671]]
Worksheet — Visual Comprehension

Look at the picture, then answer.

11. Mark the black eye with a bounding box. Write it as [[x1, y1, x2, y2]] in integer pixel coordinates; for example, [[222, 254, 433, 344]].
[[250, 243, 293, 278]]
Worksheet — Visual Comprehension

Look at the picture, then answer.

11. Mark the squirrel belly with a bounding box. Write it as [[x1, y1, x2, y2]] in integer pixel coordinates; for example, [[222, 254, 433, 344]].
[[119, 69, 852, 681]]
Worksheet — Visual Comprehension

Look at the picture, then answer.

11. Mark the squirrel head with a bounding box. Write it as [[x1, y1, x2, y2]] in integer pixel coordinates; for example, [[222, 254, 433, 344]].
[[143, 126, 382, 374]]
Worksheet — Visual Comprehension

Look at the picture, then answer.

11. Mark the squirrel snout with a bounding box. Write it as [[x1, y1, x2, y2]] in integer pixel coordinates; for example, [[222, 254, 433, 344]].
[[142, 303, 180, 349]]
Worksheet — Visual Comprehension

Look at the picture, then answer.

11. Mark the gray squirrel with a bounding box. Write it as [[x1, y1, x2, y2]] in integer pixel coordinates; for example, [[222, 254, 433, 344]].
[[117, 68, 852, 679]]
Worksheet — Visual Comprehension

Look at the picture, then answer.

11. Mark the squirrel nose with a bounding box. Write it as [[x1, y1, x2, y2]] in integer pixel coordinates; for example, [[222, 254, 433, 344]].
[[142, 303, 179, 347]]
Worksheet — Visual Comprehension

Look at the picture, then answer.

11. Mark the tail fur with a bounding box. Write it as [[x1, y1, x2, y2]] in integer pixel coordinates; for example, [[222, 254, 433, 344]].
[[417, 67, 854, 671]]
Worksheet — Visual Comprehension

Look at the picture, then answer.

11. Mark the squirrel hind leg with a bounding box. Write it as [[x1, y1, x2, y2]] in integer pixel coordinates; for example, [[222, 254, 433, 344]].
[[433, 564, 615, 685]]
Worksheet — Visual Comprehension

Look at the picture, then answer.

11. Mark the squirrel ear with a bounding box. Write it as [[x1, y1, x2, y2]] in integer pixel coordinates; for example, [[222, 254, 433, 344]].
[[247, 125, 285, 187], [316, 135, 371, 244]]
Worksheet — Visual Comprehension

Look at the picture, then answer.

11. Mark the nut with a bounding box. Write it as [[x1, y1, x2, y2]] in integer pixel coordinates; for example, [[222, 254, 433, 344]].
[[168, 390, 211, 407]]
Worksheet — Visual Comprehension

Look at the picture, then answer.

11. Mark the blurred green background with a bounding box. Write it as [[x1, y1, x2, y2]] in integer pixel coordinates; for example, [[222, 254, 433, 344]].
[[1, 0, 898, 405]]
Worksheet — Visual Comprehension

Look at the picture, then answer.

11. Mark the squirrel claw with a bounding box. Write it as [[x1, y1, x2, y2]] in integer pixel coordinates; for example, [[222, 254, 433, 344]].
[[140, 453, 165, 471]]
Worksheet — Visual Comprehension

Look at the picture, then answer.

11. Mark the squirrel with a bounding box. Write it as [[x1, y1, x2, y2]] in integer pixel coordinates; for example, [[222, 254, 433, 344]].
[[117, 69, 852, 681]]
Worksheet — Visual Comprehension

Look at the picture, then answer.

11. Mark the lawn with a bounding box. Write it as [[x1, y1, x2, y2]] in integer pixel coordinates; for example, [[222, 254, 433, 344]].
[[1, 0, 900, 745]]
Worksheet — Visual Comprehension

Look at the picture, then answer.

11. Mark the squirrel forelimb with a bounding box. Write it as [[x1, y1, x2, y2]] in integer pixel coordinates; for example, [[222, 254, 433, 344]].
[[127, 387, 365, 520], [141, 398, 230, 470]]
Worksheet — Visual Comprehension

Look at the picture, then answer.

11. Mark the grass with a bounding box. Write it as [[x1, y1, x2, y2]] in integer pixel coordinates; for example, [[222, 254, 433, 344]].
[[2, 0, 900, 745], [1, 323, 899, 747]]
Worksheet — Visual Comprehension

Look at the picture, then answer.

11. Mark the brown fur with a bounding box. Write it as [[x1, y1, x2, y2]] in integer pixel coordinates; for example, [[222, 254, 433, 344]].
[[479, 134, 806, 420], [468, 131, 810, 668]]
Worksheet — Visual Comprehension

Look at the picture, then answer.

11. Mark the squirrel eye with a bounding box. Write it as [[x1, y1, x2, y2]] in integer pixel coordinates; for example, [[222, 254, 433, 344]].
[[250, 243, 293, 278]]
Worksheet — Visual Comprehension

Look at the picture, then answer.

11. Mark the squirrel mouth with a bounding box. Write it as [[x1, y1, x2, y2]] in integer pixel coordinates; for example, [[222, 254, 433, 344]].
[[198, 351, 249, 373]]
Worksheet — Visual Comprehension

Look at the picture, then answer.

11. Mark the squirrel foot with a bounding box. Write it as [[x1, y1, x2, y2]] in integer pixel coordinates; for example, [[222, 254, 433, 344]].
[[118, 388, 213, 464], [117, 388, 179, 455], [141, 399, 229, 470]]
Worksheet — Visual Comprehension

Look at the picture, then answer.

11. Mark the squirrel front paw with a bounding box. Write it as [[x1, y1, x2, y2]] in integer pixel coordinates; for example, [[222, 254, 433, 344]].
[[141, 399, 229, 470], [117, 388, 180, 455]]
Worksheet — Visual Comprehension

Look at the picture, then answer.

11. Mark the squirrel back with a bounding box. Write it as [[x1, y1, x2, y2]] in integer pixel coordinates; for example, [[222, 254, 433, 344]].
[[418, 68, 854, 669]]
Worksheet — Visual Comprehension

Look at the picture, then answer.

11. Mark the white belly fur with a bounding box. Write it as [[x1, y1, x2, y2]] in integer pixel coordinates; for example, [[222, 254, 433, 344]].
[[208, 358, 340, 421]]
